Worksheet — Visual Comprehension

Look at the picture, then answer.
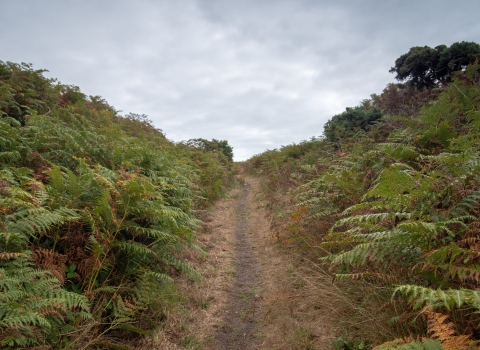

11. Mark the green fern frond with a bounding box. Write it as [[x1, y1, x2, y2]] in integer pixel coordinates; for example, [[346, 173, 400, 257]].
[[142, 270, 174, 284], [342, 201, 380, 215], [425, 243, 466, 266], [0, 313, 51, 329], [397, 221, 438, 235], [122, 222, 177, 241], [85, 235, 106, 258], [449, 189, 480, 217], [189, 242, 207, 255], [5, 206, 79, 237], [47, 164, 64, 193], [163, 255, 201, 282], [350, 229, 395, 242], [333, 212, 411, 229], [0, 151, 21, 162], [394, 284, 480, 311], [46, 289, 91, 310], [116, 241, 157, 260], [0, 255, 91, 347], [324, 242, 381, 266]]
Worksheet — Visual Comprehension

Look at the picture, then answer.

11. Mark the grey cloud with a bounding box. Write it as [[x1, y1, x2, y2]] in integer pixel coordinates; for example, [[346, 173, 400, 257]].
[[1, 0, 479, 160]]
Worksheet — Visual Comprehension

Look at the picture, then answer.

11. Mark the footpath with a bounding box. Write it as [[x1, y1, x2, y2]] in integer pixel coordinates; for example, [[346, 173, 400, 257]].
[[162, 176, 335, 349]]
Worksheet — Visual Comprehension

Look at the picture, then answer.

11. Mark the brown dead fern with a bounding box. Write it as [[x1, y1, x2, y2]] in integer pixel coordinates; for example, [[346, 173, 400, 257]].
[[66, 246, 97, 283], [32, 248, 67, 284], [426, 309, 478, 350]]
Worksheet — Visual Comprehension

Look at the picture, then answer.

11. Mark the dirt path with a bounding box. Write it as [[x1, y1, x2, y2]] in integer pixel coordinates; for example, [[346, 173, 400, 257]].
[[162, 176, 336, 349], [214, 180, 262, 349]]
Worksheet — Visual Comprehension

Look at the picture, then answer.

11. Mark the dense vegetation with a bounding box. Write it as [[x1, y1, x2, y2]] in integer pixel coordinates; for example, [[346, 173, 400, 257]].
[[3, 41, 479, 349], [246, 44, 480, 349], [0, 61, 233, 349]]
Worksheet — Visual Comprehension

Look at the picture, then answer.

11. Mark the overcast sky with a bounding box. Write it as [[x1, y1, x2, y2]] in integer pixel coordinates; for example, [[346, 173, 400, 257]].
[[2, 1, 479, 160]]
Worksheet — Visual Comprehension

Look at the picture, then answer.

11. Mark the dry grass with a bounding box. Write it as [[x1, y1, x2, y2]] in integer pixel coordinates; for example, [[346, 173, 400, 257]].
[[245, 177, 337, 349], [250, 175, 399, 349]]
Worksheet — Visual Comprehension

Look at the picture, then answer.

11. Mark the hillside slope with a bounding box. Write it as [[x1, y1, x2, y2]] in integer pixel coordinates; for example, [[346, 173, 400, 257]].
[[245, 62, 480, 348], [0, 61, 233, 349]]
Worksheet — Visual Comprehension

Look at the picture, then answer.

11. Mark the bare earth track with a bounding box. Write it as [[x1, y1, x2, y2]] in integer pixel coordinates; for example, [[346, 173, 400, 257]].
[[159, 176, 335, 349], [214, 180, 262, 349]]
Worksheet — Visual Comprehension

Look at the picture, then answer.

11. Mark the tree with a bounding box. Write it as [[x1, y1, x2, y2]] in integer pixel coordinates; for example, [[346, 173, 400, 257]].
[[323, 106, 382, 142], [184, 138, 234, 161], [390, 41, 480, 89]]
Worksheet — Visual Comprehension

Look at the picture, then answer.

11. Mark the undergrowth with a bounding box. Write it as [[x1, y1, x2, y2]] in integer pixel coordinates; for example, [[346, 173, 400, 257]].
[[245, 62, 480, 349], [0, 60, 233, 349]]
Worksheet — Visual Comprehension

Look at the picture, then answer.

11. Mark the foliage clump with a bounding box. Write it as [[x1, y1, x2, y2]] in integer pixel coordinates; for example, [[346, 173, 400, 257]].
[[390, 41, 480, 88], [323, 106, 382, 143], [183, 138, 234, 162]]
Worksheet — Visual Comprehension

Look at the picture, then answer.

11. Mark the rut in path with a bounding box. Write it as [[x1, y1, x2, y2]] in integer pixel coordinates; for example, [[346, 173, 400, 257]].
[[214, 181, 262, 350]]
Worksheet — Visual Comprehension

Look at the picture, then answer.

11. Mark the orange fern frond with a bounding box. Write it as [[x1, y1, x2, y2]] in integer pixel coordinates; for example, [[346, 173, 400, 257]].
[[426, 309, 476, 350]]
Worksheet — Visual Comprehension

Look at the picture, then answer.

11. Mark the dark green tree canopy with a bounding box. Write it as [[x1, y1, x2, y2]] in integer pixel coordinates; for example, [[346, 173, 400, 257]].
[[390, 41, 480, 89], [323, 106, 382, 142], [184, 138, 234, 161]]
